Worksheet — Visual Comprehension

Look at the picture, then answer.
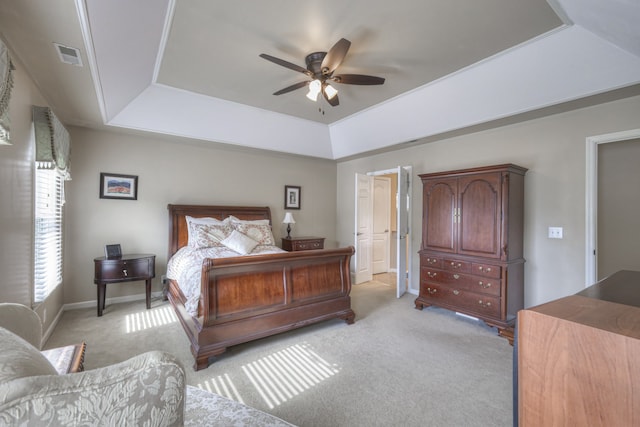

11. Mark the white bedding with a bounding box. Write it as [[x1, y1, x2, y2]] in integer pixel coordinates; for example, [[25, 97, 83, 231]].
[[166, 245, 285, 317]]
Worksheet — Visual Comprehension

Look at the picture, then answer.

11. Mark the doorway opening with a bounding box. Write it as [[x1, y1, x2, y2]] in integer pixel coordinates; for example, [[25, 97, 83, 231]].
[[354, 166, 412, 298], [585, 128, 640, 285]]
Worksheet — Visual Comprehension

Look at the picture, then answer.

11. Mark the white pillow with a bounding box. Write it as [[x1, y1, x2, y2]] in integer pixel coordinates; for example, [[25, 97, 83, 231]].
[[221, 230, 259, 255], [227, 215, 270, 225]]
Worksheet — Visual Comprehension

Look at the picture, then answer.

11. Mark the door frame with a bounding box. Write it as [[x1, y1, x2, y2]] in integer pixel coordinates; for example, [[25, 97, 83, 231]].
[[357, 166, 413, 297], [585, 128, 640, 285]]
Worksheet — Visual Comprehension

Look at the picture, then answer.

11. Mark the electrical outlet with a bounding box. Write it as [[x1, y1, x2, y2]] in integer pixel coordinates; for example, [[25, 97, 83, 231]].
[[548, 227, 563, 239]]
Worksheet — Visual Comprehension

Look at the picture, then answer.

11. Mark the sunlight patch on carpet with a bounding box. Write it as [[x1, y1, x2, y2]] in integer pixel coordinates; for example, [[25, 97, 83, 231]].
[[241, 342, 340, 409], [197, 373, 244, 404], [125, 306, 177, 333]]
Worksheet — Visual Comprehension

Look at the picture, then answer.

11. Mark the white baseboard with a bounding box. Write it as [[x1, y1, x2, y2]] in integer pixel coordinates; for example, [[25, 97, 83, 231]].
[[42, 307, 65, 345], [41, 292, 164, 345], [63, 291, 164, 311]]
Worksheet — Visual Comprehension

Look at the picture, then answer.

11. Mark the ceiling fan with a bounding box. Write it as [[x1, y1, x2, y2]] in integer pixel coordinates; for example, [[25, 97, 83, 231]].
[[259, 38, 385, 107]]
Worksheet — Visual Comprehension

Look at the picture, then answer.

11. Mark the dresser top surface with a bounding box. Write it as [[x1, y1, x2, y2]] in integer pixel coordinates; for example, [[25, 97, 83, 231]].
[[577, 270, 640, 309]]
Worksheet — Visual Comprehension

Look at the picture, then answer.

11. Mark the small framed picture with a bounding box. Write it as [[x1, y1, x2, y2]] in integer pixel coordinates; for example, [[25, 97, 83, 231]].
[[285, 185, 301, 210], [100, 173, 138, 200], [105, 244, 122, 259]]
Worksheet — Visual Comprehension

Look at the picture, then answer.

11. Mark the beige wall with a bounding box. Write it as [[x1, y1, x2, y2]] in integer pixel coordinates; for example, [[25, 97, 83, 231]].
[[64, 128, 337, 305], [597, 138, 640, 279], [337, 95, 640, 308], [3, 36, 639, 320], [0, 53, 63, 331]]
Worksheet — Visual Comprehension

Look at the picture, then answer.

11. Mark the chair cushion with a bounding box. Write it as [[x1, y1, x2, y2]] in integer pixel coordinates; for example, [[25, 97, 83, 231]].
[[184, 386, 294, 426], [0, 327, 57, 382]]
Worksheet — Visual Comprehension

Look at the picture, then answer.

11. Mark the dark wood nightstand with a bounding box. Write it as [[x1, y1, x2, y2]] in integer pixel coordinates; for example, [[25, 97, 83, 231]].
[[93, 254, 155, 316], [281, 236, 325, 251]]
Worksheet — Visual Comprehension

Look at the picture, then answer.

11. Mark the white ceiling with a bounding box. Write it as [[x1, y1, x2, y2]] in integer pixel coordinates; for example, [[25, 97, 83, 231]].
[[0, 0, 639, 159]]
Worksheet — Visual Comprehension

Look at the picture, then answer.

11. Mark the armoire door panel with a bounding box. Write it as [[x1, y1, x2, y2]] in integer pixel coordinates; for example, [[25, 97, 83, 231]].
[[423, 179, 457, 253], [458, 174, 502, 258]]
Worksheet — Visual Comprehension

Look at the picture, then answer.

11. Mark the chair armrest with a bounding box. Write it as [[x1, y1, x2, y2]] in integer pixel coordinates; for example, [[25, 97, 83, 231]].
[[0, 351, 185, 426], [0, 303, 43, 349]]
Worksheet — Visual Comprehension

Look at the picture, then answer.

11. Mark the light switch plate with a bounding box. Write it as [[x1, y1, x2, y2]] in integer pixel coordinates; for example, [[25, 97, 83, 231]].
[[548, 227, 563, 239]]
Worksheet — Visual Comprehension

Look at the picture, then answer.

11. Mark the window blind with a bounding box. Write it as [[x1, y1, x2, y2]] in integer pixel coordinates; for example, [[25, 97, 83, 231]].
[[34, 166, 64, 302]]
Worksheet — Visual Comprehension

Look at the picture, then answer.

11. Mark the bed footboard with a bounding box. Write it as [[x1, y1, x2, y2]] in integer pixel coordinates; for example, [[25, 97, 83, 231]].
[[169, 247, 355, 370]]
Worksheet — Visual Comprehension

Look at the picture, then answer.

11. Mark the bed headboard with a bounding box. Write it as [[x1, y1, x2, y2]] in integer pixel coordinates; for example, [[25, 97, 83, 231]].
[[167, 204, 272, 258]]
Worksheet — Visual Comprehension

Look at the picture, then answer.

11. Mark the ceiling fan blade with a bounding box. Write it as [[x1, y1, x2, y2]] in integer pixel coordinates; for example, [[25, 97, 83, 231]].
[[320, 38, 351, 75], [259, 54, 311, 76], [273, 81, 310, 95], [333, 74, 385, 85], [323, 90, 339, 107]]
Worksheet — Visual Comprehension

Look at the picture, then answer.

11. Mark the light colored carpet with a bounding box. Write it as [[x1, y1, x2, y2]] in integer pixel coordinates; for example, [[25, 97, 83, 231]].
[[45, 280, 514, 426]]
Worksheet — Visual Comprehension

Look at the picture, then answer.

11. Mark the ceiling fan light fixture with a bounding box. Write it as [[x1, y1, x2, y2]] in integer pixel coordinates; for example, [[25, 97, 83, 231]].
[[306, 79, 321, 101], [323, 84, 338, 100]]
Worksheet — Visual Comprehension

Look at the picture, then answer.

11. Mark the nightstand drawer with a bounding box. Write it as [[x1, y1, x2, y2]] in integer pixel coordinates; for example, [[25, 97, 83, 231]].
[[97, 258, 153, 281], [282, 237, 325, 252]]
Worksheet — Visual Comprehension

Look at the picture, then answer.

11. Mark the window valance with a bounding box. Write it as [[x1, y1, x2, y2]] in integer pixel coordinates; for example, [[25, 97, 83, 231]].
[[33, 106, 71, 179], [0, 38, 14, 145]]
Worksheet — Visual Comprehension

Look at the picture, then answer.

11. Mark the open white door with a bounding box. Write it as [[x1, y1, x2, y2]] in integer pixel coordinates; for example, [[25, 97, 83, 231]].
[[355, 173, 373, 284], [372, 177, 391, 274], [396, 166, 411, 298]]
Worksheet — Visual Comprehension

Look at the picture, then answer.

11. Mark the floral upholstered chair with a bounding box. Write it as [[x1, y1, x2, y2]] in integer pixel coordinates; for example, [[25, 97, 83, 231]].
[[0, 304, 294, 426], [0, 325, 185, 426]]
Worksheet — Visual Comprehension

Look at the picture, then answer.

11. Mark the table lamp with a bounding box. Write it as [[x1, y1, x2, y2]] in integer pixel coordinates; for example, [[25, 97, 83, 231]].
[[282, 212, 295, 238]]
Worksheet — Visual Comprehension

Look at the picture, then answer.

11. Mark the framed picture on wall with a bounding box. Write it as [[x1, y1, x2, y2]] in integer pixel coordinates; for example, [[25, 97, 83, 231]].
[[285, 185, 301, 209], [100, 173, 138, 200]]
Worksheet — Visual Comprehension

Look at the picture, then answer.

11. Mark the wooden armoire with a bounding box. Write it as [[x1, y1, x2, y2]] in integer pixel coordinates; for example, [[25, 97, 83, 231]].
[[415, 164, 527, 342]]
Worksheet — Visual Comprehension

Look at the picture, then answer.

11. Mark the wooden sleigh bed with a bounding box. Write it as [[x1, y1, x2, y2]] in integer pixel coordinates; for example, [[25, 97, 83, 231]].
[[166, 204, 355, 370]]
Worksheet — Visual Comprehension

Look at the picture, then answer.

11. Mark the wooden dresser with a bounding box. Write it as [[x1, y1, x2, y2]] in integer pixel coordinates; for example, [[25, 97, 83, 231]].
[[415, 164, 527, 342], [517, 270, 640, 426]]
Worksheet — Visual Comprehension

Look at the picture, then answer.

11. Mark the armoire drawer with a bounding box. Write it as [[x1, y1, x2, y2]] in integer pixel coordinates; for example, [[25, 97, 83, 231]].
[[472, 262, 501, 279], [443, 258, 472, 273], [422, 255, 442, 268], [422, 268, 501, 297], [420, 282, 501, 319]]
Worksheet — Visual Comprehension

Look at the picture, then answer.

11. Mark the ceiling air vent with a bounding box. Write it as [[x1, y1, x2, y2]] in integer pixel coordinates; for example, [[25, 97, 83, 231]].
[[53, 43, 83, 67]]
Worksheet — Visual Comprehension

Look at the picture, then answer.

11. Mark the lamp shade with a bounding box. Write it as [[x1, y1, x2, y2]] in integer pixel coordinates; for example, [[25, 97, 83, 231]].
[[282, 212, 295, 224], [306, 79, 321, 101], [323, 84, 338, 100]]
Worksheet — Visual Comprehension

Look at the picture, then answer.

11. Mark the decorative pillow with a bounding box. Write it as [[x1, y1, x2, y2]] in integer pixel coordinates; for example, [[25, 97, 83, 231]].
[[232, 222, 276, 246], [188, 222, 233, 248], [228, 216, 270, 225], [220, 230, 259, 255], [0, 327, 58, 383]]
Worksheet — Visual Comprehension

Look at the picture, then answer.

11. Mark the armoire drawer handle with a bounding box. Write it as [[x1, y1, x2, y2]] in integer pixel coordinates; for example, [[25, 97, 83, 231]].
[[427, 272, 437, 278], [426, 287, 437, 295], [478, 300, 491, 308], [453, 274, 460, 279], [426, 258, 437, 265], [478, 266, 492, 273], [478, 281, 491, 289], [452, 290, 460, 295], [450, 262, 462, 269]]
